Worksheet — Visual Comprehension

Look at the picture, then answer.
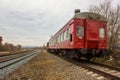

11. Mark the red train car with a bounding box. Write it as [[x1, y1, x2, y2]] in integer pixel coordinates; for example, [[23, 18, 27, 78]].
[[48, 9, 108, 60]]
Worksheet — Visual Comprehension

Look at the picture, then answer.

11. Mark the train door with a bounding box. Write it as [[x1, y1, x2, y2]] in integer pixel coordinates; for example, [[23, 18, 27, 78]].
[[69, 23, 74, 48], [85, 19, 99, 49]]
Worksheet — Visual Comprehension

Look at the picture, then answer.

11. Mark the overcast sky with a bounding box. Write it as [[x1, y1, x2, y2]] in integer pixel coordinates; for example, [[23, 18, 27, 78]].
[[0, 0, 119, 47]]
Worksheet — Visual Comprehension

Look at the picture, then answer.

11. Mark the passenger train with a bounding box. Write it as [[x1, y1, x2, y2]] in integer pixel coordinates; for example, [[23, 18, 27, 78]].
[[47, 9, 108, 60]]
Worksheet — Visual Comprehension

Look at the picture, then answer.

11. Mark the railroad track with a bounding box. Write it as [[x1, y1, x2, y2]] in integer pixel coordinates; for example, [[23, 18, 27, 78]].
[[51, 53, 120, 80], [74, 59, 120, 80], [0, 50, 32, 57], [0, 50, 40, 79], [0, 51, 34, 63]]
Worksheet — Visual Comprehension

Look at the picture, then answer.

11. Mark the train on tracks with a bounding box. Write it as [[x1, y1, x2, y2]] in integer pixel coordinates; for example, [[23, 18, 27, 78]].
[[47, 9, 109, 60]]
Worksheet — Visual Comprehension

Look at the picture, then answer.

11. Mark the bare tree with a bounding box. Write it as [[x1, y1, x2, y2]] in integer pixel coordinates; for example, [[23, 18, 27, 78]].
[[0, 45, 4, 51], [89, 0, 120, 50], [16, 44, 22, 50], [3, 43, 14, 52]]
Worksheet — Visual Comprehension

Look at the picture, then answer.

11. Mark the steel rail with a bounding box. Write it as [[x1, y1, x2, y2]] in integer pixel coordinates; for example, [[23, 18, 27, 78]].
[[78, 59, 120, 72], [0, 50, 31, 57], [0, 51, 34, 63], [0, 51, 35, 69], [74, 60, 120, 80]]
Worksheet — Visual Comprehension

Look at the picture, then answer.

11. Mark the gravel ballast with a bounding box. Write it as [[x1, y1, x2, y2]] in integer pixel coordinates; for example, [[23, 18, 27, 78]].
[[3, 50, 106, 80], [0, 50, 40, 79]]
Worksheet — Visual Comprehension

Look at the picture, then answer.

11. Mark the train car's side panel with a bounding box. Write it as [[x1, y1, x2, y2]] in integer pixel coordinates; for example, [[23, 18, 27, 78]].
[[49, 19, 74, 49]]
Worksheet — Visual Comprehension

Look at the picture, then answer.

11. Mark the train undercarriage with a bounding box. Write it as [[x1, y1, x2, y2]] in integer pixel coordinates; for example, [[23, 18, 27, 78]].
[[47, 48, 109, 60]]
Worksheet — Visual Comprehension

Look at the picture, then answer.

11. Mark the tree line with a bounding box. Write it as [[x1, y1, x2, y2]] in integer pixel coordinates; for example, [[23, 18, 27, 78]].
[[0, 42, 22, 52]]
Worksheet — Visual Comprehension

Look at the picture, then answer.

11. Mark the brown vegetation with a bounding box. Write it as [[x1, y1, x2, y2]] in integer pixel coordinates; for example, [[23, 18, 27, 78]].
[[0, 42, 22, 54]]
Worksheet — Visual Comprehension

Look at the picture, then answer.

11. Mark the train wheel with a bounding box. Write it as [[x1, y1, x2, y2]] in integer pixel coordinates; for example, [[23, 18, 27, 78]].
[[69, 51, 75, 59], [69, 53, 74, 59]]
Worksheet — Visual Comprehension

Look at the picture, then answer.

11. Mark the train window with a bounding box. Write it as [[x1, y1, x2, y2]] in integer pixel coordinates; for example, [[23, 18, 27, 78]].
[[62, 33, 64, 41], [58, 35, 60, 42], [56, 37, 58, 43], [53, 40, 55, 45], [64, 31, 66, 40], [99, 28, 105, 38], [62, 33, 63, 41], [66, 30, 68, 39], [60, 34, 62, 41], [54, 39, 56, 44], [60, 34, 61, 41], [57, 37, 58, 43], [76, 26, 84, 38], [59, 35, 61, 42], [65, 30, 67, 40], [66, 29, 69, 40]]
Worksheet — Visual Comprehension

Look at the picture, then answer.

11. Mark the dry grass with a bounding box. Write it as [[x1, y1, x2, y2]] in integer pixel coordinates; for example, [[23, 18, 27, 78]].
[[0, 50, 31, 56], [0, 52, 10, 55]]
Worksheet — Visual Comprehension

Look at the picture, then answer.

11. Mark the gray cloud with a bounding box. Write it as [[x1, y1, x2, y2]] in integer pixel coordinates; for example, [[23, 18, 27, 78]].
[[0, 0, 118, 46]]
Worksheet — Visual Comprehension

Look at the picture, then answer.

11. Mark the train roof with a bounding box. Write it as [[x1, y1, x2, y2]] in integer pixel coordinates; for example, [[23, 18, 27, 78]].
[[74, 12, 107, 22], [49, 11, 107, 41]]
